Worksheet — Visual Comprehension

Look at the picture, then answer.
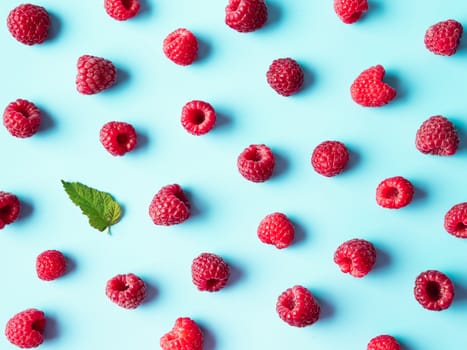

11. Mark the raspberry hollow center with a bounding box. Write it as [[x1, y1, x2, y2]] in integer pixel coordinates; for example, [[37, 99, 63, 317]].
[[426, 281, 441, 301], [455, 222, 467, 235], [383, 187, 398, 199], [113, 279, 130, 291], [31, 319, 46, 333], [283, 298, 296, 311], [228, 0, 240, 11], [121, 0, 134, 10], [190, 110, 205, 125], [205, 278, 221, 290], [116, 133, 129, 146], [0, 205, 12, 220], [339, 257, 352, 273], [245, 149, 262, 162]]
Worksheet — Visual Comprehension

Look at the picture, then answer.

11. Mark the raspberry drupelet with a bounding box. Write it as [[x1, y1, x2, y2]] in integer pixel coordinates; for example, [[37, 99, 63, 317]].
[[334, 238, 376, 277], [237, 144, 275, 182], [414, 270, 454, 311], [276, 285, 320, 327]]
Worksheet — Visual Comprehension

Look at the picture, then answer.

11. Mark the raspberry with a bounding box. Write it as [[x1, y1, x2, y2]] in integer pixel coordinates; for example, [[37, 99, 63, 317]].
[[367, 335, 401, 350], [149, 184, 191, 226], [334, 0, 368, 24], [0, 191, 21, 229], [225, 0, 268, 33], [7, 4, 50, 45], [414, 270, 454, 311], [444, 202, 467, 238], [334, 238, 376, 278], [191, 253, 230, 292], [99, 121, 137, 156], [181, 100, 216, 136], [237, 144, 275, 182], [36, 250, 67, 281], [266, 58, 304, 96], [415, 115, 458, 156], [257, 212, 294, 249], [75, 55, 116, 95], [104, 0, 140, 21], [163, 28, 198, 66], [424, 19, 463, 56], [160, 317, 203, 350], [3, 99, 41, 138], [350, 65, 396, 107], [5, 308, 46, 348], [376, 176, 414, 209], [311, 140, 349, 177], [105, 273, 146, 309], [276, 285, 320, 327]]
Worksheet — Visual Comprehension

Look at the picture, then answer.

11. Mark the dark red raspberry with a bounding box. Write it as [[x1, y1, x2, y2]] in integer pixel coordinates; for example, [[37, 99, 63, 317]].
[[163, 28, 198, 66], [75, 55, 116, 95], [266, 58, 304, 97], [105, 273, 146, 309], [311, 140, 349, 177], [367, 335, 401, 350], [225, 0, 268, 33], [276, 285, 320, 327], [5, 308, 46, 348], [104, 0, 140, 21], [350, 65, 396, 107], [181, 100, 216, 135], [7, 4, 50, 45], [334, 238, 376, 278], [444, 202, 467, 238], [160, 317, 203, 350], [334, 0, 368, 24], [3, 99, 41, 138], [415, 115, 458, 156], [257, 212, 294, 249], [376, 176, 414, 209], [414, 270, 454, 311], [424, 19, 463, 56], [237, 144, 275, 182], [0, 191, 21, 230], [191, 253, 230, 292], [149, 184, 191, 226], [100, 121, 137, 156], [36, 250, 67, 281]]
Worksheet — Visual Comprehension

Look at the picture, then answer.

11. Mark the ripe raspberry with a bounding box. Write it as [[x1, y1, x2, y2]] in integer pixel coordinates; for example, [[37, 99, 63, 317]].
[[181, 100, 216, 135], [160, 317, 203, 350], [105, 273, 146, 309], [311, 140, 349, 177], [75, 55, 116, 95], [424, 19, 463, 56], [36, 250, 67, 281], [237, 144, 275, 182], [149, 184, 191, 226], [334, 238, 376, 278], [5, 308, 46, 348], [376, 176, 414, 209], [225, 0, 268, 33], [415, 115, 458, 156], [414, 270, 454, 311], [266, 58, 304, 97], [350, 65, 396, 107], [257, 212, 294, 249], [163, 28, 198, 66], [367, 335, 401, 350], [334, 0, 368, 24], [100, 121, 137, 156], [0, 191, 21, 229], [7, 4, 50, 45], [276, 285, 320, 327], [3, 99, 41, 138], [444, 202, 467, 238], [191, 253, 230, 292], [104, 0, 140, 21]]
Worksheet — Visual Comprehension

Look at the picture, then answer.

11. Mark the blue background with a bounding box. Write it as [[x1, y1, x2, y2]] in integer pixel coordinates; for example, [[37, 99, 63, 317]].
[[1, 0, 467, 349]]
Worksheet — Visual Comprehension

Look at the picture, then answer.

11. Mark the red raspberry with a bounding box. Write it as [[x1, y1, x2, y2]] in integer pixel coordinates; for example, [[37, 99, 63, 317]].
[[5, 308, 46, 348], [334, 0, 368, 24], [3, 99, 41, 138], [0, 191, 21, 229], [237, 144, 275, 182], [257, 212, 294, 249], [100, 121, 137, 156], [7, 4, 50, 45], [444, 202, 467, 238], [334, 238, 376, 278], [163, 28, 198, 66], [105, 273, 146, 309], [181, 100, 216, 135], [36, 250, 67, 281], [367, 335, 401, 350], [376, 176, 414, 209], [276, 285, 320, 327], [104, 0, 140, 21], [424, 19, 463, 56], [311, 140, 349, 177], [191, 253, 230, 292], [160, 317, 203, 350], [225, 0, 268, 33], [350, 65, 396, 107], [414, 270, 454, 311], [75, 55, 117, 95], [149, 184, 191, 226], [266, 58, 304, 97], [415, 115, 458, 156]]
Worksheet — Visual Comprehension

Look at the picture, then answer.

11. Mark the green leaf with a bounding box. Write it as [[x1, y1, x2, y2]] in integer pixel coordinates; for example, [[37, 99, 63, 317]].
[[61, 180, 122, 233]]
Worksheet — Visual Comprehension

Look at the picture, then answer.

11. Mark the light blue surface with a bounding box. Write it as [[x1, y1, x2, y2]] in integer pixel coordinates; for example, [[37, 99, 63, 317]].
[[1, 0, 467, 349]]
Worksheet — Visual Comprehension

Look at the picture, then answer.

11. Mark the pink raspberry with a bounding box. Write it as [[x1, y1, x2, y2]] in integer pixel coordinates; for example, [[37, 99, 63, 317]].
[[424, 19, 463, 56], [104, 0, 140, 21], [415, 115, 458, 156], [414, 270, 454, 311], [36, 250, 67, 281], [105, 273, 146, 309], [266, 58, 304, 96], [257, 212, 294, 249], [100, 121, 137, 156], [334, 238, 376, 278], [276, 285, 320, 327], [3, 99, 41, 138], [225, 0, 268, 33], [376, 176, 414, 209], [191, 253, 230, 292], [237, 144, 275, 182], [7, 3, 50, 45], [350, 65, 396, 107], [5, 308, 46, 348], [75, 55, 117, 95], [367, 335, 401, 350], [160, 317, 203, 350], [181, 100, 216, 135], [311, 140, 349, 177], [0, 191, 21, 229], [163, 28, 198, 66], [149, 184, 191, 226], [444, 202, 467, 238], [334, 0, 368, 24]]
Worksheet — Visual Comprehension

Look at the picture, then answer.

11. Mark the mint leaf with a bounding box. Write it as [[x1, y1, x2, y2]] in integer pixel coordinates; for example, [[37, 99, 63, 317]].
[[61, 180, 122, 233]]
